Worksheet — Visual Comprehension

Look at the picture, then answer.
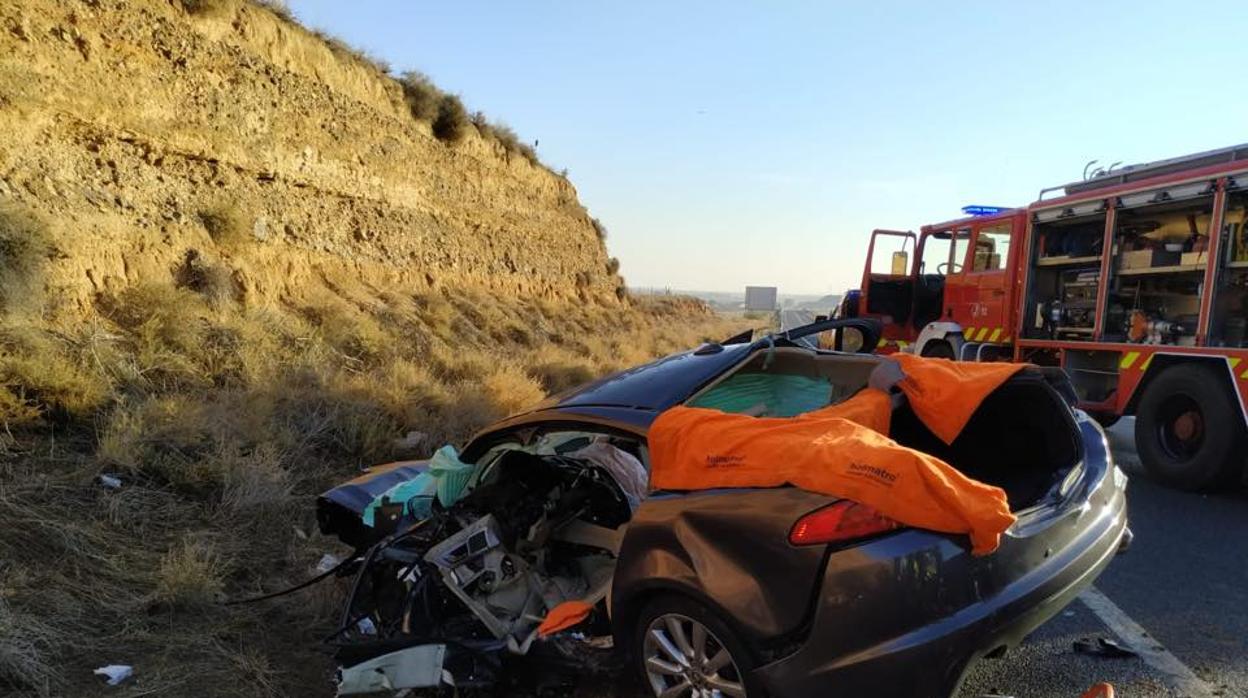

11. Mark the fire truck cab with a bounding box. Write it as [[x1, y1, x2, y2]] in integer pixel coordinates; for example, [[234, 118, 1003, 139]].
[[857, 208, 1026, 359]]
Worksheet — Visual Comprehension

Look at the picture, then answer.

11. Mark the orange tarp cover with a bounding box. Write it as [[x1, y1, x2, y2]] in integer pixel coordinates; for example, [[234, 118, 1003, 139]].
[[649, 356, 1027, 555], [891, 354, 1025, 444]]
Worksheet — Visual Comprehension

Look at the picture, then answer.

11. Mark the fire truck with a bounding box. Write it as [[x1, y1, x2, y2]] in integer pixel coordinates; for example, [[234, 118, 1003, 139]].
[[848, 143, 1248, 492]]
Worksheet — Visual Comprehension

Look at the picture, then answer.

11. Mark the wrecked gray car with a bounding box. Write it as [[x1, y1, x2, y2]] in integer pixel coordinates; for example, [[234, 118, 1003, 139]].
[[316, 320, 1129, 698]]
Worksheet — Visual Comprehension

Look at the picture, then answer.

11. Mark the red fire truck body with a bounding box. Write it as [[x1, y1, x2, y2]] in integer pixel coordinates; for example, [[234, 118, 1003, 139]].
[[852, 144, 1248, 491]]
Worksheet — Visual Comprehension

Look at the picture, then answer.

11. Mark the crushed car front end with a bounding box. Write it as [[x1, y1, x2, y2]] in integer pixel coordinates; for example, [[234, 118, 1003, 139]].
[[751, 414, 1129, 698]]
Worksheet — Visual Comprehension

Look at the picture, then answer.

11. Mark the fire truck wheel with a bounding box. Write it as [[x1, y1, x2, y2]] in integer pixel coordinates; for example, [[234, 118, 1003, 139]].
[[1135, 364, 1246, 491], [920, 339, 956, 359]]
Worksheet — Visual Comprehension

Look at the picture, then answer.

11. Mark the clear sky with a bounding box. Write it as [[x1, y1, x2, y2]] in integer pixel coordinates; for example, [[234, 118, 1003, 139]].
[[289, 0, 1245, 295]]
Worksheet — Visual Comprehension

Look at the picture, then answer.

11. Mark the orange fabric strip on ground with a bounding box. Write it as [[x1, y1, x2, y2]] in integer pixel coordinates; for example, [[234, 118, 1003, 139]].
[[649, 404, 1016, 555], [537, 600, 594, 638]]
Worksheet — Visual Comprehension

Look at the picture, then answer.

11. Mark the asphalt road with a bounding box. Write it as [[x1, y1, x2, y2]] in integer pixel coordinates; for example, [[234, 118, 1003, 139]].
[[959, 418, 1248, 698], [779, 308, 815, 332]]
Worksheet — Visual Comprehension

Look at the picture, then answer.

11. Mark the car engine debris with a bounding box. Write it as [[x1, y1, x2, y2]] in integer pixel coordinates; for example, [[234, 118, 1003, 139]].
[[329, 447, 637, 694]]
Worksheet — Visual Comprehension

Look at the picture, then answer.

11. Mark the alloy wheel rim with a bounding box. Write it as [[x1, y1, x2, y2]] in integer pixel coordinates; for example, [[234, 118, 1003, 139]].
[[642, 613, 746, 698]]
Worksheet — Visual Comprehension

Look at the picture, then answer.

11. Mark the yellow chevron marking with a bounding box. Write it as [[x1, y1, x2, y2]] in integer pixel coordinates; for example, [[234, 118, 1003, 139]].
[[1139, 354, 1153, 372], [1120, 351, 1140, 370], [896, 340, 909, 349], [1229, 358, 1248, 379], [988, 328, 1002, 343], [975, 327, 989, 341], [1001, 336, 1012, 344], [963, 326, 975, 338]]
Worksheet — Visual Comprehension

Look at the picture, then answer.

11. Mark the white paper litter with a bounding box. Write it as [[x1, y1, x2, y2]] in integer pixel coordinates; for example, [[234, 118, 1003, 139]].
[[316, 553, 341, 574], [98, 474, 123, 490], [93, 665, 133, 686]]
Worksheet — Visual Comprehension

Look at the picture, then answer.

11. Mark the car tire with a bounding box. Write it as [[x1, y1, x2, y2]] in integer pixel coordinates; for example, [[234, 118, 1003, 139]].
[[921, 339, 956, 359], [1135, 363, 1246, 491], [633, 595, 762, 698]]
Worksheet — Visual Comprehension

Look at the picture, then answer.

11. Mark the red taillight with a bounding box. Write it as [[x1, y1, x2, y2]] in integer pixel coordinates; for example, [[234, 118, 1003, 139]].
[[789, 501, 902, 546]]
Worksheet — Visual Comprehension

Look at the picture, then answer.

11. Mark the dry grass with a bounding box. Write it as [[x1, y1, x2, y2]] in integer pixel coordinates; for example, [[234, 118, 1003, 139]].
[[0, 280, 754, 696], [154, 539, 225, 610], [0, 597, 57, 695]]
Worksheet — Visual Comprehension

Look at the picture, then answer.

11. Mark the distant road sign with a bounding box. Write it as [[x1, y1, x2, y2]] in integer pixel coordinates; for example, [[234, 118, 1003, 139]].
[[744, 286, 777, 311]]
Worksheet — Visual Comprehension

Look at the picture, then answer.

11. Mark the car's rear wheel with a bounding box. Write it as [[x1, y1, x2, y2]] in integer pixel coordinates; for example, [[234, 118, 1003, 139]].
[[1135, 363, 1245, 491], [634, 596, 758, 698]]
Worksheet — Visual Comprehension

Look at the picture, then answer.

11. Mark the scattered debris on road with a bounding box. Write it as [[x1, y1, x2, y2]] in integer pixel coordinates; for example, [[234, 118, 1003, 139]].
[[1074, 637, 1139, 659]]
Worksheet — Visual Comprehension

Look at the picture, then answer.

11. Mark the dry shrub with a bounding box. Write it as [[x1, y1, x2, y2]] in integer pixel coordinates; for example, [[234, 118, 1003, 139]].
[[175, 250, 237, 305], [199, 204, 251, 248], [154, 539, 224, 610], [432, 94, 470, 143], [590, 217, 607, 241], [486, 123, 538, 164], [0, 204, 53, 313], [182, 0, 235, 16], [398, 71, 441, 122]]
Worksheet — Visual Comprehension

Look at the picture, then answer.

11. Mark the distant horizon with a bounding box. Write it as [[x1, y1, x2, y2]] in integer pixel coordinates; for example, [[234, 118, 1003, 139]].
[[290, 0, 1248, 294]]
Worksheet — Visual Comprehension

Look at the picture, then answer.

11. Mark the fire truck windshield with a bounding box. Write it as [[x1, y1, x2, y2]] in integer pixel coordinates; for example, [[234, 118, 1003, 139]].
[[919, 229, 970, 275]]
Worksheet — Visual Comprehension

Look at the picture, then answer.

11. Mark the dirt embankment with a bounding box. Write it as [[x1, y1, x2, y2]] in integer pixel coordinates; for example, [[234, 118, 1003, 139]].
[[0, 0, 620, 317], [0, 2, 750, 697]]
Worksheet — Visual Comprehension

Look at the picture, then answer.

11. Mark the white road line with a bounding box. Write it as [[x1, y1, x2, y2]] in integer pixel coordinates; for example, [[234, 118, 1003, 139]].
[[1078, 586, 1215, 698]]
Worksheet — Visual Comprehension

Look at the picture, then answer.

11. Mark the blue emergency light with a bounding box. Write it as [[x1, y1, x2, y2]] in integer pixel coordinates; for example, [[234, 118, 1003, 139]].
[[962, 205, 1009, 216]]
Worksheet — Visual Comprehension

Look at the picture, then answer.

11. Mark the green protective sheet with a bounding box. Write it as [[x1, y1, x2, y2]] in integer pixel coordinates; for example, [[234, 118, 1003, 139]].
[[689, 372, 833, 417]]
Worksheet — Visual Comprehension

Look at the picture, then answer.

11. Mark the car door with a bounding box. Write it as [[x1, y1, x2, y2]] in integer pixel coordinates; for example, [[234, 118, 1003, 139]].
[[859, 229, 919, 346], [962, 219, 1016, 343], [935, 226, 975, 327]]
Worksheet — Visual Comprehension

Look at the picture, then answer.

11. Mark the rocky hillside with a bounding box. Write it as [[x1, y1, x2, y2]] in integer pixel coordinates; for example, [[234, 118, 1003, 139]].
[[1, 0, 620, 318], [0, 2, 753, 696]]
